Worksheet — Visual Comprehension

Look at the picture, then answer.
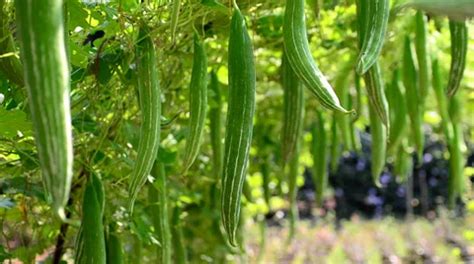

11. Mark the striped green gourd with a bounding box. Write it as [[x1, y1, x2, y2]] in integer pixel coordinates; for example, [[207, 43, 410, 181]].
[[356, 0, 390, 128], [393, 140, 413, 183], [149, 161, 171, 263], [128, 26, 161, 213], [281, 52, 305, 163], [348, 92, 361, 153], [221, 4, 256, 247], [432, 58, 464, 206], [171, 206, 188, 264], [447, 20, 468, 97], [355, 0, 390, 75], [405, 0, 474, 21], [414, 11, 430, 103], [402, 36, 424, 163], [15, 0, 73, 220], [311, 111, 328, 206], [0, 0, 23, 86], [363, 63, 390, 128], [432, 59, 453, 142], [209, 70, 223, 180], [182, 33, 208, 173], [358, 0, 389, 177], [283, 0, 350, 113], [447, 94, 465, 207], [75, 174, 106, 264], [106, 224, 124, 264], [334, 60, 355, 151], [369, 102, 387, 186], [386, 69, 408, 154]]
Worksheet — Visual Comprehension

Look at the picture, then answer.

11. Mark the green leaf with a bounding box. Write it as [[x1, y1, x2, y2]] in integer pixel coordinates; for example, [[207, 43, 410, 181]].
[[68, 0, 89, 29], [157, 146, 177, 165], [0, 108, 33, 138], [201, 0, 226, 10], [0, 245, 11, 262]]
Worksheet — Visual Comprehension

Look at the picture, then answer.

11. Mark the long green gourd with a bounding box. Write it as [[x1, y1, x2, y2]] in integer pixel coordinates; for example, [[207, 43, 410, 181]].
[[283, 0, 350, 113], [182, 33, 208, 173], [432, 59, 461, 207], [363, 64, 390, 128], [347, 77, 361, 153], [348, 95, 361, 153], [75, 174, 106, 263], [357, 0, 389, 174], [447, 95, 465, 207], [221, 4, 256, 247], [432, 59, 453, 142], [149, 161, 171, 263], [356, 0, 390, 128], [106, 224, 124, 264], [414, 11, 430, 103], [334, 60, 355, 151], [368, 103, 387, 186], [128, 26, 161, 213], [0, 0, 23, 86], [355, 0, 390, 75], [447, 20, 468, 97], [387, 69, 408, 154], [402, 37, 424, 163], [15, 0, 73, 220], [393, 140, 412, 183], [358, 0, 388, 182], [312, 111, 328, 206], [281, 52, 305, 163]]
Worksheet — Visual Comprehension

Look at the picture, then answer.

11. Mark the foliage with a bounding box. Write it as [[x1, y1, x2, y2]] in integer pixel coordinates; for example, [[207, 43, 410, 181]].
[[0, 0, 473, 262]]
